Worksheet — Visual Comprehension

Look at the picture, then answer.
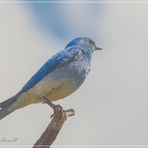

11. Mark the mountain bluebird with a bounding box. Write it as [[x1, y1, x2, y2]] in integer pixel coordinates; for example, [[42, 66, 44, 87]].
[[0, 37, 102, 120]]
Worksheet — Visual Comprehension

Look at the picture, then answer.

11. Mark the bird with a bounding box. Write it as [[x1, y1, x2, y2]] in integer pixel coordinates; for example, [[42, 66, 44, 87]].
[[0, 37, 102, 120]]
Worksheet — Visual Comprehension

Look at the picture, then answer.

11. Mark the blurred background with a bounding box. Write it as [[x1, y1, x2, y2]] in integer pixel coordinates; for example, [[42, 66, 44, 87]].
[[0, 0, 148, 147]]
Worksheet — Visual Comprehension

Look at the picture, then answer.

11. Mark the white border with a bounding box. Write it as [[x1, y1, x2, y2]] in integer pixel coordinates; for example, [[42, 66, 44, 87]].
[[1, 145, 148, 147], [0, 1, 148, 4], [0, 0, 148, 147]]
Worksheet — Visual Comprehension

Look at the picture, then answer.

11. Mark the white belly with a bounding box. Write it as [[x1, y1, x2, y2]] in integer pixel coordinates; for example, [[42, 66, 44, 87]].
[[30, 78, 76, 101]]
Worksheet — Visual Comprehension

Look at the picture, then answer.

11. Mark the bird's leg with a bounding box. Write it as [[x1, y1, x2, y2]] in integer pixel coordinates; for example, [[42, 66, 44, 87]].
[[43, 96, 55, 109], [43, 96, 63, 118], [43, 96, 75, 119]]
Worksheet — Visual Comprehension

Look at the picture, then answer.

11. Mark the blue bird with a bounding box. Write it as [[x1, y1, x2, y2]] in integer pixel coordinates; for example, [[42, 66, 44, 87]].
[[0, 37, 102, 120]]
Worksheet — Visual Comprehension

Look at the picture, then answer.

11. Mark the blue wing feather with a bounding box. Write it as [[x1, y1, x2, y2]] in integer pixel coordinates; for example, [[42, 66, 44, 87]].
[[20, 47, 79, 93]]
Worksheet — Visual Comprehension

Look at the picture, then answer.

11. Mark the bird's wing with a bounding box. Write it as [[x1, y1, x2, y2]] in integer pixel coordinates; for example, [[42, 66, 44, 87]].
[[20, 47, 79, 93]]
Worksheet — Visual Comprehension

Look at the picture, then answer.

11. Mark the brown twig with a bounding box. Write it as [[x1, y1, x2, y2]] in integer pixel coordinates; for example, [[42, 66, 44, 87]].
[[33, 104, 75, 148]]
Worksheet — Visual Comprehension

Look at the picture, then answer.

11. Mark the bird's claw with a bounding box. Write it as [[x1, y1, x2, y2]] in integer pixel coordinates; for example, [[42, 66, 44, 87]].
[[43, 97, 74, 119], [43, 96, 61, 118], [54, 104, 63, 113], [50, 104, 63, 118]]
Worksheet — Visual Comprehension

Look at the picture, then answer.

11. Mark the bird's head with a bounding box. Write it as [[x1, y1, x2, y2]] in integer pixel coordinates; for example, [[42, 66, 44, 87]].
[[65, 37, 102, 60], [65, 37, 103, 56]]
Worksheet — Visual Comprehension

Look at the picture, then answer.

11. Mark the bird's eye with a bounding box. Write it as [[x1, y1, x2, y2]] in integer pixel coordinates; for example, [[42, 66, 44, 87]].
[[89, 40, 95, 46]]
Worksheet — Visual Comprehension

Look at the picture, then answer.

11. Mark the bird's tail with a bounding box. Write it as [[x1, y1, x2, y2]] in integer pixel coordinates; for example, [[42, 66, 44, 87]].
[[0, 96, 18, 120]]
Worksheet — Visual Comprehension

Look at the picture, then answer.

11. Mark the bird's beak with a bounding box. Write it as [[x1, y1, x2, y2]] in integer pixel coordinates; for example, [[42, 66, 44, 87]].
[[95, 46, 103, 50]]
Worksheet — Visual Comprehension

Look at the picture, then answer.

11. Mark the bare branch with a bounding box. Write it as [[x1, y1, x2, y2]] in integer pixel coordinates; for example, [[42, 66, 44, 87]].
[[33, 105, 75, 148]]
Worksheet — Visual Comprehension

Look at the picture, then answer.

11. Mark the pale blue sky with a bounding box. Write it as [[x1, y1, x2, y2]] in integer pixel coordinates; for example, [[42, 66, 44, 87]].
[[26, 2, 105, 42]]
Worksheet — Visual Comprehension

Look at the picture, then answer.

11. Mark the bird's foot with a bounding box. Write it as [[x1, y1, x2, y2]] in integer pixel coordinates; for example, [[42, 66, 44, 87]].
[[43, 96, 75, 119], [43, 96, 64, 118]]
